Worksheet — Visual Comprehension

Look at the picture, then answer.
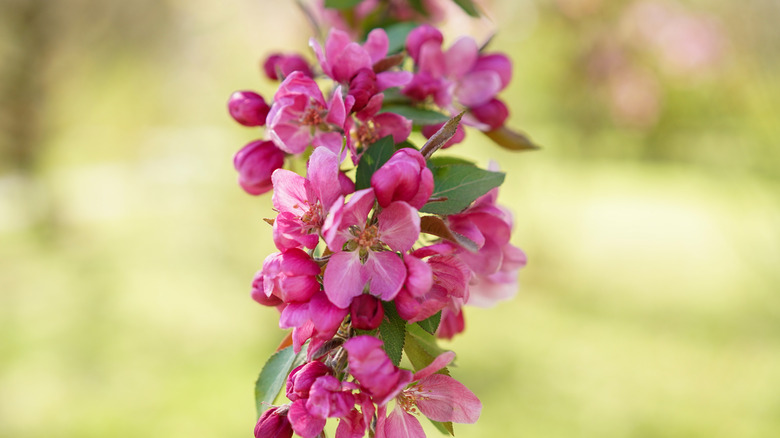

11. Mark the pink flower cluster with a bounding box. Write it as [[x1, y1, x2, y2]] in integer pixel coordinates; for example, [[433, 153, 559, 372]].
[[228, 3, 529, 437]]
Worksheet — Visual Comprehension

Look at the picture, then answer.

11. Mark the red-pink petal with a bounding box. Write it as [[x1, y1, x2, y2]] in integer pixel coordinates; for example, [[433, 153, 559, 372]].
[[307, 147, 342, 212], [271, 169, 310, 213], [411, 351, 455, 381], [323, 251, 369, 309], [364, 28, 389, 64], [377, 201, 420, 252], [456, 70, 502, 108], [288, 399, 327, 438], [364, 251, 406, 302], [445, 37, 479, 79], [383, 404, 426, 438]]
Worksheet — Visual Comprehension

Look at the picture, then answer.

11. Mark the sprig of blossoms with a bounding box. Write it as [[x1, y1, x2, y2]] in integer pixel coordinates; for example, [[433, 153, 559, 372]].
[[228, 1, 536, 437]]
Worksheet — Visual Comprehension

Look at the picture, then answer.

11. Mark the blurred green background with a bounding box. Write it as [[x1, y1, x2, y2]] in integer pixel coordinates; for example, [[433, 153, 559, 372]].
[[1, 0, 779, 437]]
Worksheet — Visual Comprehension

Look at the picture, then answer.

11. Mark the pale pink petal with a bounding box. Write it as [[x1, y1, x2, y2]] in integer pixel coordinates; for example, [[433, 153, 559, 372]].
[[342, 188, 375, 230], [322, 195, 348, 250], [335, 408, 366, 438], [279, 301, 309, 329], [403, 254, 433, 298], [325, 86, 347, 127], [406, 25, 443, 63], [376, 71, 413, 90], [411, 351, 455, 381], [309, 291, 348, 333], [271, 169, 310, 213], [307, 147, 342, 211], [472, 53, 512, 90], [384, 404, 426, 438], [377, 201, 420, 252], [273, 212, 319, 251], [333, 43, 372, 83], [323, 251, 369, 309], [324, 29, 352, 66], [414, 374, 481, 424], [445, 37, 479, 79], [365, 251, 406, 302], [364, 28, 389, 63], [456, 70, 502, 107], [374, 112, 413, 144], [309, 37, 328, 76], [418, 40, 446, 77], [313, 132, 346, 158], [467, 273, 517, 308]]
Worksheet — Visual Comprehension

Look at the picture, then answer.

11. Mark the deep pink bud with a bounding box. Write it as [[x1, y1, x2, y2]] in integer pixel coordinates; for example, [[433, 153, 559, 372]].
[[370, 148, 433, 209], [264, 53, 313, 80], [406, 25, 443, 63], [422, 122, 466, 149], [234, 140, 286, 195], [348, 68, 379, 112], [260, 249, 322, 303], [250, 273, 283, 307], [228, 91, 270, 127], [286, 361, 331, 401], [470, 98, 509, 130], [254, 406, 293, 438], [350, 294, 384, 330], [437, 307, 465, 339]]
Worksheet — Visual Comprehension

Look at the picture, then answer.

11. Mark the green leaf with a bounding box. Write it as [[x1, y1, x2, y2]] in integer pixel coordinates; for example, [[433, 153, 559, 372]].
[[483, 126, 541, 151], [254, 344, 307, 417], [430, 418, 455, 436], [355, 136, 395, 190], [380, 105, 450, 125], [384, 22, 418, 54], [406, 323, 448, 360], [428, 156, 474, 167], [379, 301, 407, 366], [324, 0, 363, 9], [453, 0, 480, 17], [417, 311, 442, 335], [420, 164, 505, 215]]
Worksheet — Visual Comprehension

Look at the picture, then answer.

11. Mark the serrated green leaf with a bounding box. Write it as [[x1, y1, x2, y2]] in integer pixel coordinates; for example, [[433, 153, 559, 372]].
[[453, 0, 480, 17], [254, 345, 305, 417], [379, 301, 407, 366], [417, 311, 442, 335], [324, 0, 363, 9], [381, 105, 450, 125], [406, 323, 447, 360], [355, 136, 396, 190], [384, 22, 418, 54], [428, 156, 474, 166], [420, 165, 505, 215]]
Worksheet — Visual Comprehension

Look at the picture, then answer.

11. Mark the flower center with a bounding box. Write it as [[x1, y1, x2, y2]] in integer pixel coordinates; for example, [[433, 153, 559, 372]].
[[302, 104, 324, 126], [300, 203, 324, 231], [356, 224, 380, 248], [355, 120, 378, 146]]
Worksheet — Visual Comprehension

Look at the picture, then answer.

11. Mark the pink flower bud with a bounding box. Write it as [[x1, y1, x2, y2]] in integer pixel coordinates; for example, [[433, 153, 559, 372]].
[[260, 249, 322, 304], [233, 140, 285, 195], [350, 294, 384, 330], [470, 98, 509, 130], [370, 148, 433, 209], [263, 53, 313, 81], [250, 273, 283, 307], [228, 91, 270, 127], [422, 122, 466, 149], [406, 25, 443, 63], [286, 361, 331, 401], [254, 406, 293, 438], [348, 68, 379, 112]]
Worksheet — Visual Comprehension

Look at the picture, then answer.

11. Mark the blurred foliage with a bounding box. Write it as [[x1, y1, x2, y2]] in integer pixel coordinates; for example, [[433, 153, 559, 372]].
[[1, 0, 779, 437]]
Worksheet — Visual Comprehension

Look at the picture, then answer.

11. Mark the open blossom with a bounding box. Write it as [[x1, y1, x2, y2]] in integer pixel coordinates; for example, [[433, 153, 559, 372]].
[[322, 189, 420, 308], [345, 93, 412, 163], [266, 71, 349, 155], [271, 147, 354, 250], [344, 336, 481, 438], [233, 140, 285, 195], [263, 53, 313, 80], [280, 291, 348, 354]]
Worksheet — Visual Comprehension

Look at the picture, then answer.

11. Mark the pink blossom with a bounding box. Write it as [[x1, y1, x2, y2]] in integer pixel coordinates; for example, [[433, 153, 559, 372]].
[[346, 93, 412, 163], [322, 189, 420, 308], [371, 148, 433, 209], [470, 98, 509, 130], [233, 140, 285, 195], [280, 291, 348, 355], [228, 91, 270, 127], [254, 248, 321, 304], [343, 336, 413, 406], [266, 71, 349, 155], [271, 147, 354, 250], [286, 361, 331, 402], [395, 250, 469, 323], [263, 53, 313, 80], [310, 28, 411, 90], [254, 406, 293, 438], [349, 294, 385, 330]]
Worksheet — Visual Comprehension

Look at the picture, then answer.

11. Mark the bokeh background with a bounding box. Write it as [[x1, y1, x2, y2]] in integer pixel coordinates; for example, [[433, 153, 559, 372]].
[[2, 0, 779, 436]]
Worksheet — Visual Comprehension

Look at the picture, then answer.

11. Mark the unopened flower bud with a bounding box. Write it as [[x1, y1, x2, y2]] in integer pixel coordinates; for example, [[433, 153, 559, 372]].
[[286, 361, 330, 401], [263, 53, 313, 81], [234, 140, 285, 195], [370, 148, 433, 209], [470, 98, 509, 130], [350, 294, 384, 330], [348, 68, 379, 112], [250, 273, 283, 307], [228, 91, 270, 127], [254, 406, 293, 438]]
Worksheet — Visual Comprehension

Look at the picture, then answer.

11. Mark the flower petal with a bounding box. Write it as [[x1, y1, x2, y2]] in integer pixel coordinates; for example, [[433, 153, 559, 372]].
[[377, 201, 420, 252], [383, 404, 426, 438], [411, 351, 455, 381], [365, 251, 406, 302], [271, 169, 310, 213], [307, 147, 342, 212], [414, 374, 481, 424], [323, 251, 369, 309], [288, 399, 327, 438]]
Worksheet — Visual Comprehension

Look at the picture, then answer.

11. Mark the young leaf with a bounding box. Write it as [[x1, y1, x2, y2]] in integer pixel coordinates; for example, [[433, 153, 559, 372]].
[[380, 105, 450, 125], [482, 126, 540, 151], [453, 0, 481, 17], [254, 345, 306, 417], [355, 135, 396, 190], [430, 418, 455, 436], [406, 323, 448, 360], [420, 165, 505, 215], [416, 310, 442, 335], [379, 301, 407, 366], [428, 156, 474, 167], [384, 21, 418, 54], [420, 216, 479, 252], [420, 111, 465, 159], [324, 0, 363, 9]]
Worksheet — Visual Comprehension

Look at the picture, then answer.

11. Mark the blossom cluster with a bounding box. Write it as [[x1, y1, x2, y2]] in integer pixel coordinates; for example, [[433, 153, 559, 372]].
[[228, 1, 533, 437]]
